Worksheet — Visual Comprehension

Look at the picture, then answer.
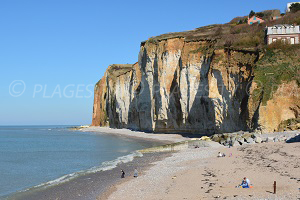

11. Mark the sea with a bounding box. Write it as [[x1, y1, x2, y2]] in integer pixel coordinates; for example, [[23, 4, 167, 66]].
[[0, 125, 160, 199]]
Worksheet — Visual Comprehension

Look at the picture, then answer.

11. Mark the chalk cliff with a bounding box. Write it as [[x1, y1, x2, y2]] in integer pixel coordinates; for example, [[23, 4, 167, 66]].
[[92, 24, 300, 134]]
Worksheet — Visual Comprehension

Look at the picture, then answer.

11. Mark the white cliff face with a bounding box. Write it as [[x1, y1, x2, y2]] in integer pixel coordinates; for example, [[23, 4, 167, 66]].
[[92, 38, 259, 134]]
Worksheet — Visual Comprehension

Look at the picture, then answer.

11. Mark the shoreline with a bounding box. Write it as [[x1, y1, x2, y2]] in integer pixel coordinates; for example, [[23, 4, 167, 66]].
[[8, 127, 299, 200], [79, 127, 191, 144], [5, 128, 177, 200], [7, 152, 173, 200]]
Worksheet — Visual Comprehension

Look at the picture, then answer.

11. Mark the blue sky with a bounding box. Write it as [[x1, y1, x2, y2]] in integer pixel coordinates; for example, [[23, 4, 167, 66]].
[[0, 0, 290, 125]]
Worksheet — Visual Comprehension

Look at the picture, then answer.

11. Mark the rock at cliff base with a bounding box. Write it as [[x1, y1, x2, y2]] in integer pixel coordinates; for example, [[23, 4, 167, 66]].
[[200, 136, 211, 141], [255, 137, 262, 143], [246, 138, 255, 144], [232, 141, 241, 147], [242, 133, 253, 140]]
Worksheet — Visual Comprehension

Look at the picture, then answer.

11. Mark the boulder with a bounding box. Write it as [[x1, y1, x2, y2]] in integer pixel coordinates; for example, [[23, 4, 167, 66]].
[[230, 135, 237, 142], [266, 137, 274, 142], [262, 137, 268, 143], [255, 137, 262, 143], [211, 134, 222, 143], [220, 139, 226, 145], [246, 137, 255, 144], [200, 136, 211, 141], [232, 140, 241, 147], [223, 134, 230, 140], [226, 137, 231, 143], [242, 133, 253, 140], [281, 136, 287, 142], [236, 136, 244, 144], [238, 140, 246, 145]]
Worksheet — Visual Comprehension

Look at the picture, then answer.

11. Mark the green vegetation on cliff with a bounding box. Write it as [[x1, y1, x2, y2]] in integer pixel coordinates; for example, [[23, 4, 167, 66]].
[[253, 42, 300, 105]]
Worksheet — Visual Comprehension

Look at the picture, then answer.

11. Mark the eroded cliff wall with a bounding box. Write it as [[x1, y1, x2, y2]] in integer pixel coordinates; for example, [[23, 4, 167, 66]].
[[92, 38, 268, 133]]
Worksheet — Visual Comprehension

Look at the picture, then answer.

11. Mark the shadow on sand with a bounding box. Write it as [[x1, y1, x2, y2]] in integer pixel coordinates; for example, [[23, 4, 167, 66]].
[[286, 134, 300, 143]]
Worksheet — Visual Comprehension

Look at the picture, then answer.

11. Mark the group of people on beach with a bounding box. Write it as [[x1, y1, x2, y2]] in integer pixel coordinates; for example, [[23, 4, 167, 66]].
[[121, 168, 138, 178]]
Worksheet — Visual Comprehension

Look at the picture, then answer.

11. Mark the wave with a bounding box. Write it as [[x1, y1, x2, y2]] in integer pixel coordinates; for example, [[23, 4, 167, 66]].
[[18, 151, 143, 193]]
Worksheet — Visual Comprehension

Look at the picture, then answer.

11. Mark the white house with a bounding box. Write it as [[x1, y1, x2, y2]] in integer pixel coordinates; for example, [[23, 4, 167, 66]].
[[266, 24, 300, 44], [286, 2, 300, 12]]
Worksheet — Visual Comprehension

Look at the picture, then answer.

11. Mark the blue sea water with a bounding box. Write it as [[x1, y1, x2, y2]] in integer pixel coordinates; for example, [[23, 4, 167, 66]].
[[0, 126, 159, 198]]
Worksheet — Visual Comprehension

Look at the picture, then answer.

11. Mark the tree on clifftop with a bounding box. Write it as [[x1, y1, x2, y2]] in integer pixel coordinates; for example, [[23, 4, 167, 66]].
[[249, 10, 255, 18], [256, 12, 264, 18], [290, 3, 300, 13]]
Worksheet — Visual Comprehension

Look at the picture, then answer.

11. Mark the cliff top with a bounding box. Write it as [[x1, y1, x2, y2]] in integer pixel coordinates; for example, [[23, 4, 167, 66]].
[[141, 24, 228, 44], [141, 10, 300, 49], [107, 64, 134, 78]]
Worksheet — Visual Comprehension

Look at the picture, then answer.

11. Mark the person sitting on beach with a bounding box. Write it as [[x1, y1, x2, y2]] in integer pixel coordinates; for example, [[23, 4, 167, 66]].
[[134, 168, 138, 178], [238, 177, 250, 188], [218, 152, 223, 157], [121, 169, 125, 178]]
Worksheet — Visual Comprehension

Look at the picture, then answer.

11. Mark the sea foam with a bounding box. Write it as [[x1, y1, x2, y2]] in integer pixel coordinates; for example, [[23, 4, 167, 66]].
[[23, 151, 143, 191]]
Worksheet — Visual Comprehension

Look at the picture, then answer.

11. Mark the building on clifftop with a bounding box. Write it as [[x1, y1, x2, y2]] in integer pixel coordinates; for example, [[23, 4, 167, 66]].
[[265, 24, 300, 44], [248, 15, 264, 25]]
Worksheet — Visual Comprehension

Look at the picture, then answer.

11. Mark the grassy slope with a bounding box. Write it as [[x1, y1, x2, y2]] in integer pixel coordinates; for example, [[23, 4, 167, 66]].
[[254, 43, 300, 105]]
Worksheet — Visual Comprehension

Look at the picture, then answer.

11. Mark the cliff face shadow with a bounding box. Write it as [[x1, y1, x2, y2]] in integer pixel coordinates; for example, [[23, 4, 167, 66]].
[[127, 47, 153, 132], [208, 59, 255, 133], [107, 95, 120, 128], [186, 57, 254, 133], [152, 54, 164, 129], [188, 58, 217, 134], [211, 69, 245, 132], [166, 69, 183, 130]]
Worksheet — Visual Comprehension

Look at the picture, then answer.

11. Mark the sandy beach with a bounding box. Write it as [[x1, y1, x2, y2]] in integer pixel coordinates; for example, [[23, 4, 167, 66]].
[[85, 128, 300, 200]]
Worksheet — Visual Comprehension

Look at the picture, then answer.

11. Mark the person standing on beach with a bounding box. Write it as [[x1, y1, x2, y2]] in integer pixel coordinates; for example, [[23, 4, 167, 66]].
[[121, 170, 125, 178], [134, 168, 138, 177]]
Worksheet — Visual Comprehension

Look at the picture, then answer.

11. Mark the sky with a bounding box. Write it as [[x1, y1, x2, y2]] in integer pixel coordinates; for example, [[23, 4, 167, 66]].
[[0, 0, 290, 125]]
